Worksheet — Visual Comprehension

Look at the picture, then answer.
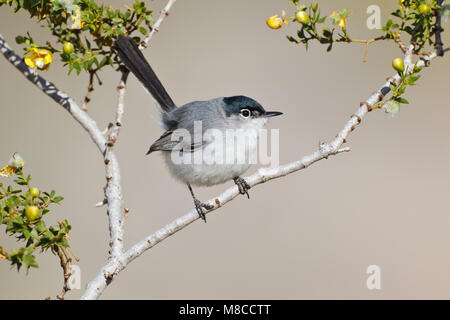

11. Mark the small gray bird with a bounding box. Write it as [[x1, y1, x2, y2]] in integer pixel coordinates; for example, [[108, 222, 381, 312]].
[[115, 36, 282, 222]]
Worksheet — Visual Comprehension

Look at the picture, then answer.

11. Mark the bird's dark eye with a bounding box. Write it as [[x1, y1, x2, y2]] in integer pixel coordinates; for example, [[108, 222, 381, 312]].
[[240, 109, 251, 118]]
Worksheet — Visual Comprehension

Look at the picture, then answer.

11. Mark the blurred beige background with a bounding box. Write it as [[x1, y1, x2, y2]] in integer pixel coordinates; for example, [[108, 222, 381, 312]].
[[1, 0, 450, 299]]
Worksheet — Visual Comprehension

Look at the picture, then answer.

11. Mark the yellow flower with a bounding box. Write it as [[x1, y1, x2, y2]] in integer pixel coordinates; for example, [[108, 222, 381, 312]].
[[0, 247, 8, 260], [266, 14, 283, 29], [330, 11, 346, 28], [24, 48, 53, 71], [0, 166, 15, 177], [266, 11, 289, 29], [0, 153, 25, 177], [68, 7, 84, 30]]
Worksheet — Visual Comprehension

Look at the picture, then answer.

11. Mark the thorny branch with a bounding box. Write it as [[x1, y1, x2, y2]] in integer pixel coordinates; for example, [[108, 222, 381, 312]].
[[55, 246, 71, 300], [81, 70, 101, 112], [393, 33, 408, 54], [104, 70, 128, 163]]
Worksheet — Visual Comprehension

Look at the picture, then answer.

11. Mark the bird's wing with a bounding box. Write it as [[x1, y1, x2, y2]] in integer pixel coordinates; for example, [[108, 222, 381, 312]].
[[146, 130, 205, 155]]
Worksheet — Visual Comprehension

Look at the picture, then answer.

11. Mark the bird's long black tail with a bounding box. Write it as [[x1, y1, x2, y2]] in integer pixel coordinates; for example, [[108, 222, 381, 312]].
[[114, 35, 176, 113]]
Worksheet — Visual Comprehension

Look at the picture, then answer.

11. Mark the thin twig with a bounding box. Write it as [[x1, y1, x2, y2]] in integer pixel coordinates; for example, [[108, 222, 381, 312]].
[[0, 246, 9, 259], [346, 36, 385, 62], [393, 33, 408, 54], [56, 246, 71, 300], [363, 40, 371, 62], [81, 70, 95, 112], [67, 247, 80, 262], [105, 70, 128, 149], [139, 0, 177, 49]]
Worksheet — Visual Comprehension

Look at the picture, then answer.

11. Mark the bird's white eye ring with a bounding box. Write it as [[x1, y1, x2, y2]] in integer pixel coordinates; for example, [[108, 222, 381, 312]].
[[240, 109, 251, 118]]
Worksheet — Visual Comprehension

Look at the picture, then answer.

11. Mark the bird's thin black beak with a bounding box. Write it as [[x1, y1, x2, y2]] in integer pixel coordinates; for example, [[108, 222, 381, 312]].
[[263, 111, 283, 118]]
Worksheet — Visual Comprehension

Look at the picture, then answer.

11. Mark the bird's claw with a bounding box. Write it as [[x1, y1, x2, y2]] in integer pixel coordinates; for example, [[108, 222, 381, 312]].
[[194, 199, 212, 223], [234, 176, 251, 199]]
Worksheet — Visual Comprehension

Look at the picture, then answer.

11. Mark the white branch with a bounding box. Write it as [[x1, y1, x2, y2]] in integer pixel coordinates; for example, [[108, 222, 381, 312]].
[[101, 0, 178, 258], [106, 71, 128, 144], [100, 0, 177, 226], [139, 0, 177, 49], [100, 71, 129, 259]]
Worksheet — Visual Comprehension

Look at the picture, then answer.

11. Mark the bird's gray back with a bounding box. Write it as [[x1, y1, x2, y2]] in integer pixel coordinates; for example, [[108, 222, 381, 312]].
[[161, 97, 227, 133]]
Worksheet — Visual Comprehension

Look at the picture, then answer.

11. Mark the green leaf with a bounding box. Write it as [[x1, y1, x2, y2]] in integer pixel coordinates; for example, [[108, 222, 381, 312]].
[[30, 228, 38, 239], [386, 19, 393, 29], [98, 55, 109, 68], [73, 62, 82, 75], [408, 75, 421, 85], [23, 253, 38, 269], [112, 17, 123, 24], [5, 195, 20, 208], [139, 26, 148, 36], [12, 215, 24, 227], [35, 220, 46, 233], [57, 237, 69, 248], [15, 35, 25, 44], [395, 97, 409, 104], [286, 35, 298, 43], [52, 196, 64, 203], [145, 14, 154, 23], [14, 179, 27, 185], [23, 229, 30, 240]]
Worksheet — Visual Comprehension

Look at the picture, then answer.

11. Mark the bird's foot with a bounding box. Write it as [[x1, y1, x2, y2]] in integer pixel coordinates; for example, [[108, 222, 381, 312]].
[[234, 176, 251, 199], [194, 199, 213, 223]]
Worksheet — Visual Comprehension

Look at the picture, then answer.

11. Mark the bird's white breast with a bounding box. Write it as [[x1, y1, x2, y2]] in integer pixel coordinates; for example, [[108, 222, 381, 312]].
[[164, 117, 267, 186]]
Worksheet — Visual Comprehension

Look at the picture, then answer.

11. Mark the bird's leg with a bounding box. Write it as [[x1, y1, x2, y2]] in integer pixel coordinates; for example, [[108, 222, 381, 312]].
[[187, 184, 212, 223], [233, 176, 251, 199]]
